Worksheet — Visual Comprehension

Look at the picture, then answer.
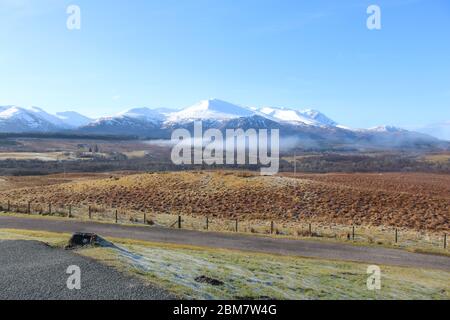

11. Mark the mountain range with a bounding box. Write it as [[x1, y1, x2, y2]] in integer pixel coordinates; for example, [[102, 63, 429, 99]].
[[1, 99, 448, 150]]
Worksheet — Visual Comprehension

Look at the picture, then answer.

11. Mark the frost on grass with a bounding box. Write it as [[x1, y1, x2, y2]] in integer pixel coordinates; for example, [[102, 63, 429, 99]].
[[106, 243, 450, 300]]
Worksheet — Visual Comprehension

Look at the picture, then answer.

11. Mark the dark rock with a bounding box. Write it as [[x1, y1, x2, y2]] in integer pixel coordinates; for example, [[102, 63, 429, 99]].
[[194, 275, 224, 286], [66, 233, 99, 249]]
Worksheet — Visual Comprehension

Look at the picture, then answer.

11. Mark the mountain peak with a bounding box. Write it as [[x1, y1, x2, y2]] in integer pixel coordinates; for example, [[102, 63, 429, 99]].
[[167, 99, 254, 122], [259, 106, 335, 126], [369, 125, 406, 133], [0, 105, 68, 132], [117, 107, 168, 123], [56, 111, 93, 127], [300, 109, 337, 126]]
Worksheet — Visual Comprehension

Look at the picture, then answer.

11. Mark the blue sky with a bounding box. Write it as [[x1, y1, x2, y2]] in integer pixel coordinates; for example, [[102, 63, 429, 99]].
[[0, 0, 449, 128]]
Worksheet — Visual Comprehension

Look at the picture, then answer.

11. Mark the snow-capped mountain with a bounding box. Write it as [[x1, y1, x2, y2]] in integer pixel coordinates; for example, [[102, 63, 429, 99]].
[[0, 106, 69, 132], [166, 99, 254, 123], [301, 109, 337, 127], [258, 107, 337, 126], [414, 122, 450, 141], [367, 125, 406, 133], [117, 107, 168, 123], [80, 107, 166, 137], [0, 100, 447, 150], [56, 111, 92, 128]]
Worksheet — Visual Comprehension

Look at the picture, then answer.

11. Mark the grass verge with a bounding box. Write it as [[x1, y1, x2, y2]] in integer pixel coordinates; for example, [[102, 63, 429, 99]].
[[0, 228, 448, 300]]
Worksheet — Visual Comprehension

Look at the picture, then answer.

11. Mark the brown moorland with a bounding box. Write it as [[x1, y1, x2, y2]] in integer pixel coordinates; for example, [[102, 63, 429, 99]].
[[0, 171, 448, 232]]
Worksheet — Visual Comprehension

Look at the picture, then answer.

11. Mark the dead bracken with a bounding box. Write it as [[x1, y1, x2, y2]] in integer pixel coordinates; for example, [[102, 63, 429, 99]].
[[0, 171, 448, 232]]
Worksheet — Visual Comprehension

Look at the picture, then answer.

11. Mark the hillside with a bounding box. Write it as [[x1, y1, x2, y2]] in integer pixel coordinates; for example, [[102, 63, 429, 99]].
[[0, 171, 448, 231]]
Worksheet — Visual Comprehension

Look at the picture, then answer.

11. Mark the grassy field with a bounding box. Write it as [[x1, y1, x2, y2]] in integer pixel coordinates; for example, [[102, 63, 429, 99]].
[[0, 152, 72, 161], [0, 229, 448, 300], [421, 153, 450, 164]]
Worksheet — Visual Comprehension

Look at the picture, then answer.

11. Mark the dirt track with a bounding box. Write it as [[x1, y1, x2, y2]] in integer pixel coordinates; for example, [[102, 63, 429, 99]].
[[1, 215, 449, 271]]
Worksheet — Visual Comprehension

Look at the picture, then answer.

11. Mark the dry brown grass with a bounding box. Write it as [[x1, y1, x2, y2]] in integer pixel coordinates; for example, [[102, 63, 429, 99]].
[[0, 170, 448, 233], [421, 153, 450, 164], [283, 172, 450, 199], [0, 172, 134, 191]]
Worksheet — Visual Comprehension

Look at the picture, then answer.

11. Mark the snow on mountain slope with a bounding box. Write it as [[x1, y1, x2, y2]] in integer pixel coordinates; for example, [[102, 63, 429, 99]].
[[57, 111, 92, 127], [0, 106, 36, 124], [300, 109, 337, 126], [56, 111, 93, 128], [0, 101, 446, 150], [81, 107, 169, 134], [259, 106, 338, 127], [27, 106, 68, 128], [0, 106, 68, 132], [367, 125, 407, 133], [259, 107, 319, 125], [415, 122, 450, 141], [166, 99, 255, 122], [118, 107, 167, 123]]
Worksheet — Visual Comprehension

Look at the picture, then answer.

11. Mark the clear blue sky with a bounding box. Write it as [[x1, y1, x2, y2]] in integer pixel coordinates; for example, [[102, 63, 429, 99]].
[[0, 0, 449, 128]]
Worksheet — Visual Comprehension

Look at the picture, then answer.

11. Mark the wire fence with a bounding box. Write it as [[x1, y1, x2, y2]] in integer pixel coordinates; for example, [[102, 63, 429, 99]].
[[0, 199, 447, 251]]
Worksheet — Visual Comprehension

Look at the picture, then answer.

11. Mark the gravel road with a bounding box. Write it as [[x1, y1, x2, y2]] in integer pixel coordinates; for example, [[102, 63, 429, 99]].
[[0, 240, 175, 300], [1, 215, 449, 271]]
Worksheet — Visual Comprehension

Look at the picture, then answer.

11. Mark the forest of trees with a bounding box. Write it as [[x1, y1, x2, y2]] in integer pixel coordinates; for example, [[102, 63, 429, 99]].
[[0, 152, 449, 176]]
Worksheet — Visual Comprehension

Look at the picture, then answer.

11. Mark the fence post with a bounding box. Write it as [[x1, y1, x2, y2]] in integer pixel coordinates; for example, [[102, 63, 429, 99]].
[[444, 234, 447, 249], [271, 221, 274, 234], [48, 203, 52, 215], [7, 200, 10, 212], [178, 215, 181, 229], [68, 205, 72, 218], [88, 206, 91, 219], [309, 223, 312, 236], [27, 202, 31, 214], [206, 217, 209, 230], [352, 226, 355, 240], [395, 228, 398, 243], [115, 210, 118, 223], [235, 219, 238, 232], [144, 212, 146, 224]]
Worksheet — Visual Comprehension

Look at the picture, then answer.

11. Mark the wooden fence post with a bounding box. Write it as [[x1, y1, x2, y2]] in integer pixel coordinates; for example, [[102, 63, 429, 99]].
[[48, 203, 52, 215], [27, 202, 31, 214], [206, 217, 209, 230], [68, 205, 72, 218], [144, 212, 146, 224], [88, 206, 91, 219], [352, 226, 355, 240], [444, 233, 447, 249], [309, 223, 312, 236], [271, 221, 274, 234], [235, 219, 238, 232], [178, 215, 181, 229], [115, 210, 118, 223], [395, 228, 398, 243], [7, 200, 10, 212]]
